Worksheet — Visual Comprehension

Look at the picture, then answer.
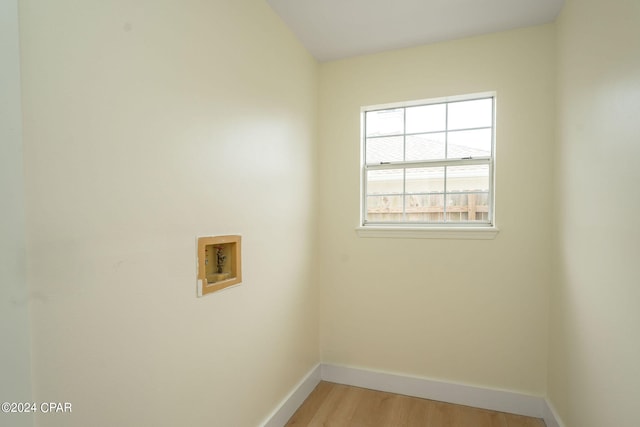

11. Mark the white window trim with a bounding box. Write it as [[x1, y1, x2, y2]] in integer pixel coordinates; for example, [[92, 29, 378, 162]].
[[358, 92, 499, 239], [355, 225, 499, 240]]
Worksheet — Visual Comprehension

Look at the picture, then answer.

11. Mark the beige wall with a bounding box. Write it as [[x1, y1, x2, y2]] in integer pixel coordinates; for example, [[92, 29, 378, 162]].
[[549, 0, 640, 425], [19, 0, 318, 426], [318, 25, 556, 395], [1, 1, 34, 426]]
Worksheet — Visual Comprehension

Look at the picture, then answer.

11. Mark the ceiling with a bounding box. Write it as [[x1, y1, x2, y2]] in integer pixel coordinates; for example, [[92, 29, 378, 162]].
[[265, 0, 565, 62]]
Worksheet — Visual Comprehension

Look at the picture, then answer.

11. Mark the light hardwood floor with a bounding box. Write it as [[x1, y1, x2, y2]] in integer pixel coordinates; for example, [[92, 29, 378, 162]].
[[285, 381, 546, 427]]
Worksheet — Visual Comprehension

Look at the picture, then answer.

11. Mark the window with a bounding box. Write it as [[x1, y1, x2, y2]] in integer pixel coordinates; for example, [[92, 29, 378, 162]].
[[360, 93, 496, 233]]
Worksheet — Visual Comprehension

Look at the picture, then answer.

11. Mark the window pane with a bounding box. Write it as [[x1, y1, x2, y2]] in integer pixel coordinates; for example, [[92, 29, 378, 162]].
[[406, 133, 445, 161], [406, 104, 446, 133], [405, 194, 445, 222], [445, 162, 489, 222], [447, 128, 492, 158], [445, 192, 490, 222], [445, 193, 469, 222], [405, 167, 444, 194], [366, 195, 403, 222], [366, 108, 404, 137], [447, 98, 493, 130], [446, 164, 489, 192], [367, 169, 403, 195], [366, 136, 403, 163]]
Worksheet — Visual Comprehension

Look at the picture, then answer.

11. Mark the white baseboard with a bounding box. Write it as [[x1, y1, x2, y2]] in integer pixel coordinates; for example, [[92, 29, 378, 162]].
[[321, 364, 545, 418], [262, 363, 563, 427], [259, 364, 321, 427]]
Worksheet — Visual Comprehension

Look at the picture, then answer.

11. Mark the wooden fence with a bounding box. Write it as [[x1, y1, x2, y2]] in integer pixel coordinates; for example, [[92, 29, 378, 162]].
[[367, 193, 489, 222]]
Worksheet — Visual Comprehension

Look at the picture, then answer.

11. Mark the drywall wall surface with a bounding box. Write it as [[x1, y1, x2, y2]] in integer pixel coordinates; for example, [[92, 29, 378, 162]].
[[19, 0, 318, 425], [549, 0, 640, 425], [317, 25, 556, 395], [0, 0, 34, 426]]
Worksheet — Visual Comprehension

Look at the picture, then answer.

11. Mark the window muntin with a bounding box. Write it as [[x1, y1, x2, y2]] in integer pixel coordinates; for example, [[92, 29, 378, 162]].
[[361, 94, 495, 226]]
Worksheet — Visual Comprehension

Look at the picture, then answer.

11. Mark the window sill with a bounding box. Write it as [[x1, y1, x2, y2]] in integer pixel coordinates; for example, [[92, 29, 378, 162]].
[[355, 226, 499, 240]]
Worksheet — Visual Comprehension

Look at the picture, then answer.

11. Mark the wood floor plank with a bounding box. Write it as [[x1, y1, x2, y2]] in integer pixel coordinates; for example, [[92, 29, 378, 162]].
[[285, 381, 334, 426], [386, 395, 431, 427], [307, 383, 360, 426], [426, 400, 457, 426], [349, 387, 399, 426], [285, 381, 547, 427], [504, 413, 547, 427], [451, 404, 509, 427]]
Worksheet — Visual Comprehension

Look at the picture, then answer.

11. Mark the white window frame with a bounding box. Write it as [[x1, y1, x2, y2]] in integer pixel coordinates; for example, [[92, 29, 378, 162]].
[[357, 92, 499, 240]]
